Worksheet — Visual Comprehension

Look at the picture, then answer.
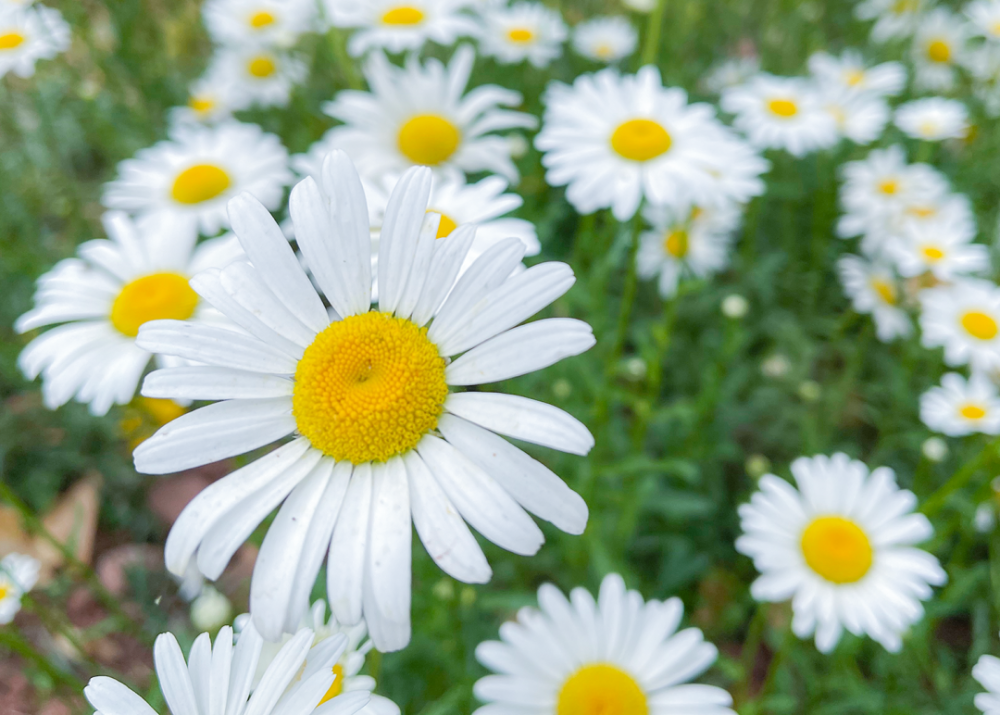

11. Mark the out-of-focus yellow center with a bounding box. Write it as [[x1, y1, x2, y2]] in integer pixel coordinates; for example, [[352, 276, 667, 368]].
[[110, 273, 199, 338], [249, 10, 276, 28], [892, 0, 916, 12], [318, 664, 346, 705], [767, 98, 799, 118], [293, 312, 448, 464], [610, 119, 671, 162], [141, 397, 187, 425], [188, 96, 216, 115], [664, 230, 689, 258], [507, 27, 534, 43], [878, 178, 899, 195], [800, 516, 873, 584], [0, 585, 9, 601], [382, 6, 424, 25], [429, 211, 458, 238], [962, 311, 999, 341], [594, 42, 613, 59], [960, 403, 987, 420], [927, 39, 951, 63], [0, 32, 25, 50], [870, 278, 897, 305], [844, 69, 865, 86], [171, 164, 231, 205], [991, 21, 1000, 37], [907, 205, 936, 219], [248, 55, 277, 77], [557, 664, 648, 715], [921, 246, 945, 262], [397, 114, 461, 166]]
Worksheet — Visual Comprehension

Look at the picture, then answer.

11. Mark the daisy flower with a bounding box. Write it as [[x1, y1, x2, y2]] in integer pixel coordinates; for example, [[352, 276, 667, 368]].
[[476, 1, 567, 68], [855, 0, 927, 42], [837, 255, 911, 342], [911, 9, 969, 91], [0, 553, 40, 625], [84, 626, 370, 715], [967, 44, 1000, 116], [103, 121, 292, 236], [203, 0, 318, 48], [975, 644, 1000, 715], [920, 372, 1000, 436], [822, 87, 891, 145], [894, 98, 970, 142], [536, 65, 767, 220], [885, 210, 988, 280], [571, 16, 637, 63], [736, 453, 947, 653], [921, 279, 1000, 371], [325, 0, 479, 57], [808, 50, 906, 97], [132, 153, 595, 652], [321, 46, 536, 183], [209, 45, 308, 109], [702, 55, 761, 94], [967, 0, 1000, 41], [721, 74, 838, 156], [636, 202, 739, 298], [168, 70, 241, 126], [473, 573, 734, 715], [15, 214, 243, 415], [0, 4, 69, 79]]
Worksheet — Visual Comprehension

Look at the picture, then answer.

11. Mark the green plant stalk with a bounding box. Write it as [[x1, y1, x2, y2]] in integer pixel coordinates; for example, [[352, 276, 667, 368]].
[[328, 26, 363, 90], [0, 629, 86, 693], [21, 594, 97, 671], [736, 603, 768, 706], [921, 436, 1000, 516], [640, 0, 667, 67]]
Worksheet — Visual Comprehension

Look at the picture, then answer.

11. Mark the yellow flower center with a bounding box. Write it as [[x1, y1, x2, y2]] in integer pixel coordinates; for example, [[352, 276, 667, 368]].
[[960, 403, 987, 420], [249, 10, 276, 28], [844, 69, 865, 86], [891, 0, 916, 12], [248, 55, 277, 78], [430, 211, 458, 238], [557, 664, 648, 715], [594, 42, 614, 59], [0, 585, 8, 601], [870, 278, 897, 305], [171, 163, 232, 205], [767, 98, 799, 118], [507, 27, 534, 43], [292, 312, 448, 464], [908, 205, 936, 219], [318, 664, 346, 705], [991, 21, 1000, 37], [110, 273, 199, 338], [962, 311, 999, 341], [0, 32, 25, 50], [610, 119, 672, 162], [140, 397, 186, 425], [878, 178, 899, 195], [663, 229, 689, 258], [397, 114, 461, 166], [188, 96, 216, 115], [800, 516, 873, 584], [927, 39, 951, 63], [921, 246, 945, 262], [382, 6, 425, 25]]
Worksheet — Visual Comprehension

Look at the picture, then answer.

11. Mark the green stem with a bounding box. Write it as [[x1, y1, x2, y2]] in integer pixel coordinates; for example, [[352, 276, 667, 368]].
[[640, 0, 667, 67], [736, 604, 768, 705], [570, 213, 596, 275], [921, 437, 1000, 516], [608, 213, 644, 372], [328, 26, 363, 90], [0, 630, 86, 693]]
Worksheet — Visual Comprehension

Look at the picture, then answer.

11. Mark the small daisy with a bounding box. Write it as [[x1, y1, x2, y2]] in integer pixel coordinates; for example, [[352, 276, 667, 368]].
[[84, 626, 370, 715], [203, 0, 318, 47], [476, 1, 567, 68], [721, 74, 838, 156], [855, 0, 928, 42], [15, 213, 244, 415], [968, 0, 1000, 41], [702, 54, 761, 94], [132, 153, 595, 651], [920, 372, 1000, 436], [473, 573, 734, 715], [885, 210, 988, 280], [209, 44, 308, 109], [168, 70, 241, 126], [103, 121, 292, 235], [911, 8, 969, 91], [571, 16, 637, 63], [322, 46, 534, 184], [894, 98, 970, 142], [0, 4, 70, 79], [636, 202, 739, 298], [838, 255, 911, 342], [325, 0, 479, 57], [975, 644, 1000, 715], [921, 279, 1000, 371], [823, 87, 891, 145], [737, 453, 947, 653], [0, 553, 40, 625], [536, 65, 767, 220], [808, 50, 906, 96]]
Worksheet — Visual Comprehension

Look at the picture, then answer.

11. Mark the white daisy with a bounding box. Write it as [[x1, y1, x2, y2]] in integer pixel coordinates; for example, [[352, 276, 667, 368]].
[[0, 553, 40, 625], [203, 0, 319, 47], [808, 50, 906, 96], [966, 43, 1000, 116], [885, 209, 988, 280], [975, 645, 1000, 715], [473, 573, 735, 715], [721, 74, 838, 157], [15, 213, 244, 416], [102, 121, 292, 236], [84, 626, 370, 715], [209, 45, 308, 109], [911, 8, 969, 91], [854, 0, 928, 42], [168, 69, 241, 126], [536, 65, 767, 221], [837, 255, 911, 342], [0, 4, 69, 79], [325, 0, 479, 57], [822, 87, 891, 145], [321, 46, 536, 184], [967, 0, 1000, 41], [894, 98, 970, 142], [736, 453, 947, 653], [920, 372, 1000, 436], [921, 279, 1000, 372], [476, 1, 567, 68], [570, 16, 637, 63], [636, 202, 739, 298], [701, 54, 761, 94], [132, 153, 595, 652]]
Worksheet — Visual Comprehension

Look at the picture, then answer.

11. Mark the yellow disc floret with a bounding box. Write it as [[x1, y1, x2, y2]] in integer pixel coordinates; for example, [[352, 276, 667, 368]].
[[382, 6, 425, 25], [800, 516, 873, 584], [397, 114, 461, 166], [249, 10, 276, 28], [927, 39, 951, 63], [293, 312, 448, 464], [962, 310, 999, 341], [0, 32, 25, 50], [611, 119, 671, 162], [110, 273, 199, 337], [430, 211, 458, 238], [664, 229, 689, 258], [171, 164, 231, 205], [767, 98, 799, 118], [507, 28, 534, 43], [960, 403, 987, 420], [248, 54, 277, 77], [557, 664, 648, 715], [318, 664, 345, 706], [870, 278, 897, 305]]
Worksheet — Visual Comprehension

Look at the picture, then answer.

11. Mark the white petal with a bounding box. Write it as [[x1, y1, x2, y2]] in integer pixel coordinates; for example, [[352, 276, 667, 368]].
[[328, 464, 372, 625], [244, 629, 314, 715], [84, 677, 158, 715], [314, 691, 371, 715], [226, 621, 262, 715], [142, 367, 293, 401], [154, 633, 199, 715], [409, 224, 476, 327], [220, 261, 315, 350], [209, 627, 234, 715], [322, 150, 372, 315], [392, 213, 438, 321], [187, 633, 212, 715], [272, 665, 336, 715], [136, 320, 298, 375], [377, 166, 432, 315], [365, 457, 412, 651]]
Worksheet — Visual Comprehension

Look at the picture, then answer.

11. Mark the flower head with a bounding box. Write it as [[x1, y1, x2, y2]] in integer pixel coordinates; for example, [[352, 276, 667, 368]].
[[921, 372, 1000, 436], [0, 5, 69, 79], [0, 553, 39, 625], [570, 16, 637, 63], [325, 0, 479, 57]]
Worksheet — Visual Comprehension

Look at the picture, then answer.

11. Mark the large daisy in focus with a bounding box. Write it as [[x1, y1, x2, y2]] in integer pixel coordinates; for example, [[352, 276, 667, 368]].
[[325, 0, 479, 57], [103, 121, 292, 235], [920, 372, 1000, 437], [203, 0, 318, 47], [15, 213, 243, 416], [737, 453, 946, 652], [473, 573, 734, 715], [132, 152, 595, 652], [921, 279, 1000, 372], [536, 65, 767, 220], [0, 4, 70, 79], [322, 46, 536, 183]]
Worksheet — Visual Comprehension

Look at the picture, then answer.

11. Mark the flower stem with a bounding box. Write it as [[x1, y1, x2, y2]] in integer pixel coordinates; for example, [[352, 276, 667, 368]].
[[0, 630, 86, 693], [735, 603, 768, 705], [640, 0, 667, 67]]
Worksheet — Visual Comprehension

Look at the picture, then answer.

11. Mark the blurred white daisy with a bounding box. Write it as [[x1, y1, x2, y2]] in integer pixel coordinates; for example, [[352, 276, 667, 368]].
[[203, 0, 318, 47], [737, 452, 946, 653], [209, 44, 308, 109], [476, 1, 567, 68], [838, 255, 911, 342], [921, 279, 1000, 371], [702, 54, 761, 94], [636, 202, 739, 298], [168, 69, 241, 126], [322, 46, 535, 183], [15, 213, 243, 415], [0, 4, 69, 78], [885, 209, 987, 280], [133, 154, 594, 651], [808, 50, 906, 96], [822, 87, 890, 145], [721, 74, 838, 156], [967, 44, 1000, 116], [855, 0, 927, 42], [968, 0, 1000, 40], [571, 16, 637, 63], [473, 573, 735, 715], [103, 121, 292, 235], [975, 644, 1000, 715], [911, 8, 969, 91], [325, 0, 479, 57], [536, 65, 767, 220], [85, 626, 370, 715], [920, 372, 1000, 436], [0, 553, 40, 625], [895, 98, 970, 142]]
